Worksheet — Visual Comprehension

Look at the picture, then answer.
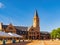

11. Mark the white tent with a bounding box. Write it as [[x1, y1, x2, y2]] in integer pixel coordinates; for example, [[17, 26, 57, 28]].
[[0, 31, 23, 38], [8, 33, 22, 38], [12, 33, 22, 38], [0, 31, 11, 37]]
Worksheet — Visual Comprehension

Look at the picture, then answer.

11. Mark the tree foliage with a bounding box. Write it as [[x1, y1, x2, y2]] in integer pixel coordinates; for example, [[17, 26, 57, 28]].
[[51, 28, 60, 39]]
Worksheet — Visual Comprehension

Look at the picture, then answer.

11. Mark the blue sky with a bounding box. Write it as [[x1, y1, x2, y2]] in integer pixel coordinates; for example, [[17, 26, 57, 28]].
[[0, 0, 60, 32]]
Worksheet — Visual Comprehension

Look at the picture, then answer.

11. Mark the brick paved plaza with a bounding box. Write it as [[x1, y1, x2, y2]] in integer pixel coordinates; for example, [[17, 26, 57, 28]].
[[26, 40, 60, 45], [2, 40, 60, 45]]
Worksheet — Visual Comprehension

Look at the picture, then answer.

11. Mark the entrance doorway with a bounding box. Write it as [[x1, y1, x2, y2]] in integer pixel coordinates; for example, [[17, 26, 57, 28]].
[[37, 35, 39, 39]]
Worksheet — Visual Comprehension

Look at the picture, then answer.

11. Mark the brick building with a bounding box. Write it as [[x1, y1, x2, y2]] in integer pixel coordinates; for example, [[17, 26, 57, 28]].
[[0, 10, 50, 40]]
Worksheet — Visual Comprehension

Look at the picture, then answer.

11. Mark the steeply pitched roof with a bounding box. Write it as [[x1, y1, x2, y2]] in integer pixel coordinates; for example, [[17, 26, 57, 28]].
[[34, 10, 39, 18], [2, 25, 50, 34], [2, 25, 8, 29], [3, 25, 28, 31], [40, 31, 50, 34], [14, 26, 28, 31]]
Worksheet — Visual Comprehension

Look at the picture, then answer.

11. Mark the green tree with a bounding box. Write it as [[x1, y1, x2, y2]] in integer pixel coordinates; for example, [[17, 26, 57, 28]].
[[56, 28, 60, 38], [51, 28, 60, 39], [51, 29, 58, 39]]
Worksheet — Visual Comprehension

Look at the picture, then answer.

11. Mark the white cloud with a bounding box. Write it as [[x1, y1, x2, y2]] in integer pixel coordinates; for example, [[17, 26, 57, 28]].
[[0, 2, 4, 8]]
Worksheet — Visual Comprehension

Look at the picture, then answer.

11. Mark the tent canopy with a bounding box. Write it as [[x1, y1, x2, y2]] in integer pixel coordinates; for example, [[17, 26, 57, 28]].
[[0, 31, 23, 38], [0, 31, 11, 37], [8, 33, 23, 38]]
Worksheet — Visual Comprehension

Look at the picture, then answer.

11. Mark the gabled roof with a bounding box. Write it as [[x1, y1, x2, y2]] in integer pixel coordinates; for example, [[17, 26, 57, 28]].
[[2, 25, 50, 33], [3, 25, 28, 31]]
